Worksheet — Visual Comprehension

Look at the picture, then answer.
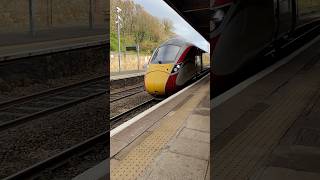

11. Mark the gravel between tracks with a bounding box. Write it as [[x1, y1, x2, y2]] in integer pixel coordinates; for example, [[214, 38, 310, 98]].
[[0, 94, 107, 179], [0, 80, 152, 178], [0, 71, 104, 102], [110, 91, 153, 118]]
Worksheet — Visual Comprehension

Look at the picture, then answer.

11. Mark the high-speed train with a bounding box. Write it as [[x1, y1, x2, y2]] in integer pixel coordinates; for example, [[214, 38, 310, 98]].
[[211, 0, 320, 96], [144, 38, 206, 97]]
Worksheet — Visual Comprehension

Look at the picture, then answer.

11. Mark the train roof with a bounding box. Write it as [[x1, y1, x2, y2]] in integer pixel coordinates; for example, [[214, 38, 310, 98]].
[[160, 38, 207, 53], [161, 37, 194, 47]]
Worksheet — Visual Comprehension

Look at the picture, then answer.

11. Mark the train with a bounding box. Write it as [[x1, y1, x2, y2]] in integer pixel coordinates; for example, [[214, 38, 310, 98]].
[[211, 0, 320, 96], [144, 38, 207, 97]]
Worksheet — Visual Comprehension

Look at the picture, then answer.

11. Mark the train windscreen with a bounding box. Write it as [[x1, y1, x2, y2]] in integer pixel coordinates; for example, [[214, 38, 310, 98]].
[[150, 45, 180, 64]]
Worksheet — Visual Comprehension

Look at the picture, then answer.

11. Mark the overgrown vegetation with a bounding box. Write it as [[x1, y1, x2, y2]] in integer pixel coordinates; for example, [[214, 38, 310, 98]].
[[110, 0, 174, 54]]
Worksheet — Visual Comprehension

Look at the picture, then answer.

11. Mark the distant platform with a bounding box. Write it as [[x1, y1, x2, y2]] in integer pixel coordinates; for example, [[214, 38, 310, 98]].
[[110, 70, 145, 81], [0, 34, 107, 61]]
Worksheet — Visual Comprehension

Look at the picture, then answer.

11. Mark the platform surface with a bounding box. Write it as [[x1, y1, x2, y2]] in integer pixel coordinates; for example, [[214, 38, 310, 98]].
[[212, 36, 320, 180], [110, 70, 145, 81], [0, 34, 107, 61]]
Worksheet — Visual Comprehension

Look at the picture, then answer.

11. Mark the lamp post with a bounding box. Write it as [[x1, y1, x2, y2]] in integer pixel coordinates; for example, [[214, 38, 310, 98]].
[[137, 44, 140, 70], [116, 7, 122, 72]]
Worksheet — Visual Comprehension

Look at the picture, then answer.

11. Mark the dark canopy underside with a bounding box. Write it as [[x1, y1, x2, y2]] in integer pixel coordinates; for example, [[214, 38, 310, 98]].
[[163, 0, 211, 41]]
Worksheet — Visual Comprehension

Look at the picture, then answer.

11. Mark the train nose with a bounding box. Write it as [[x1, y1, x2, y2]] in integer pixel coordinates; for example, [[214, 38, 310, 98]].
[[145, 71, 170, 95], [144, 64, 173, 96]]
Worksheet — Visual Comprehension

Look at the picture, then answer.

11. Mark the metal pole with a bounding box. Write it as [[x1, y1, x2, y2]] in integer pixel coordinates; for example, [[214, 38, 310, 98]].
[[28, 0, 35, 36], [137, 44, 140, 70], [201, 54, 203, 71], [89, 0, 93, 29], [117, 9, 121, 72], [46, 0, 49, 26], [50, 0, 53, 26]]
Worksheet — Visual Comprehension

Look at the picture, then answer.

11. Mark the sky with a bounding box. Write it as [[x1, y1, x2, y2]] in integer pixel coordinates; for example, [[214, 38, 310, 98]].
[[134, 0, 209, 52]]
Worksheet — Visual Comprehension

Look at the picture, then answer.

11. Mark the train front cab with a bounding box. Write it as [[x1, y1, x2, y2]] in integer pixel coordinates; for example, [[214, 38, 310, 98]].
[[145, 43, 204, 97]]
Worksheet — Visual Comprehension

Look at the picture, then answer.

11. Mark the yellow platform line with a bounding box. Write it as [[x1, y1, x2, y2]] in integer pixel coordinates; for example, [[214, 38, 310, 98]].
[[111, 80, 209, 179]]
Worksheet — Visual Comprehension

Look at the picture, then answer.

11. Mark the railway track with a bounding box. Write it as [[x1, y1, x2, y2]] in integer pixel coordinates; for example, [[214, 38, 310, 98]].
[[110, 84, 145, 103], [3, 98, 158, 179], [0, 76, 147, 132], [111, 98, 158, 127], [0, 76, 107, 131], [3, 131, 108, 180]]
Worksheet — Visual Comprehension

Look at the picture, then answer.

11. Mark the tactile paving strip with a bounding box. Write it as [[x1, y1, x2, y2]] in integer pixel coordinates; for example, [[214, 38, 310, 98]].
[[111, 80, 209, 179], [213, 68, 320, 180]]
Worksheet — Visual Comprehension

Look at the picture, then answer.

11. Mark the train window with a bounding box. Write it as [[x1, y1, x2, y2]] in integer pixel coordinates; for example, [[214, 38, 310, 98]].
[[150, 45, 181, 64]]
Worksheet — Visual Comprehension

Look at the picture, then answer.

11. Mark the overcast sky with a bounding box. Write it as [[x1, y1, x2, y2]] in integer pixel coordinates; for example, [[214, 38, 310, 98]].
[[134, 0, 209, 52]]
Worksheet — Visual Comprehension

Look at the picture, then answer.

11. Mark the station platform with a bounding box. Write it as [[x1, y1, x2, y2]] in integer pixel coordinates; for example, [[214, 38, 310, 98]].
[[0, 27, 106, 46], [110, 74, 210, 179], [110, 70, 145, 90], [0, 34, 107, 61], [110, 70, 145, 81], [212, 35, 320, 180], [74, 74, 210, 180]]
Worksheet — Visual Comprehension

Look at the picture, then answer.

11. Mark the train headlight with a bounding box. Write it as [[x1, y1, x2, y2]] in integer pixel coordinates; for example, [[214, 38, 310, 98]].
[[171, 63, 183, 73]]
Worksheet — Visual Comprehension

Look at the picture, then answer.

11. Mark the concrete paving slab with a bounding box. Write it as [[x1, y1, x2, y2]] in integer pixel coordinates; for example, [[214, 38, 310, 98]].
[[112, 115, 160, 144], [147, 119, 163, 132], [110, 138, 127, 158], [186, 114, 210, 132], [114, 131, 151, 161], [178, 127, 210, 143], [168, 137, 210, 160], [193, 107, 210, 116], [142, 151, 208, 180], [110, 159, 120, 172]]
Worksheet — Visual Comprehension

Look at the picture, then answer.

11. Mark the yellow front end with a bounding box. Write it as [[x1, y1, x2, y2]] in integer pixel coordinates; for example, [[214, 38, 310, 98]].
[[144, 64, 173, 96]]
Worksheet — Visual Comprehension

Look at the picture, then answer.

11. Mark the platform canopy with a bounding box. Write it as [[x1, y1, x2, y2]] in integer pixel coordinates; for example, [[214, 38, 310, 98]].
[[163, 0, 211, 40]]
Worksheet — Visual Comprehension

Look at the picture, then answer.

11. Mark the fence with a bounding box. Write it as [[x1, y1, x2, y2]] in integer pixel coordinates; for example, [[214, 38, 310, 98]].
[[110, 52, 151, 72], [0, 0, 108, 33]]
